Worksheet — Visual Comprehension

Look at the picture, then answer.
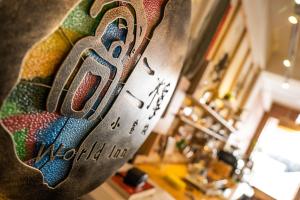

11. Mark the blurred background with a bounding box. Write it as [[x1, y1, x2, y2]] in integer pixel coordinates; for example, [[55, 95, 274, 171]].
[[84, 0, 300, 199]]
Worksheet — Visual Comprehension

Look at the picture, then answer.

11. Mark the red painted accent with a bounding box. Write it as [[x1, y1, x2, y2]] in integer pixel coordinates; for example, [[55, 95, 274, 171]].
[[1, 112, 59, 160], [72, 72, 100, 111], [143, 0, 165, 24]]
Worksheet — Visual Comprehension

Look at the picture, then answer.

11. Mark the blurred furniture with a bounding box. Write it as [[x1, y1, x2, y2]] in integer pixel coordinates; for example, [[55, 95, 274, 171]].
[[252, 187, 275, 200], [136, 163, 224, 200], [82, 182, 175, 200], [207, 160, 233, 181], [217, 150, 238, 175]]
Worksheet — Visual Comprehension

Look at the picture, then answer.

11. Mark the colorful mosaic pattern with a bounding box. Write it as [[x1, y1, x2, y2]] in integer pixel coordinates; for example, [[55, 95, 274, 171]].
[[0, 0, 165, 187]]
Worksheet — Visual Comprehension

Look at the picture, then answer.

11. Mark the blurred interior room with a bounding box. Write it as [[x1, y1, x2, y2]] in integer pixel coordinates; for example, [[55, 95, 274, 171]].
[[1, 0, 300, 200], [84, 0, 300, 199]]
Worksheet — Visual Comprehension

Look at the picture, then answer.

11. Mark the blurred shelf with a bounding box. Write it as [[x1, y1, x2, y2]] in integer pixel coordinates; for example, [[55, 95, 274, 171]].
[[199, 102, 237, 133], [179, 115, 228, 142], [187, 96, 237, 133]]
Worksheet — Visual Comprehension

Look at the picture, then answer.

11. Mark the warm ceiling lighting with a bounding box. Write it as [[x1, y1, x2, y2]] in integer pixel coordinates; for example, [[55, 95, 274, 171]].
[[288, 16, 298, 24], [283, 59, 291, 67], [282, 81, 290, 89], [183, 107, 193, 116], [296, 114, 300, 125], [295, 0, 300, 5]]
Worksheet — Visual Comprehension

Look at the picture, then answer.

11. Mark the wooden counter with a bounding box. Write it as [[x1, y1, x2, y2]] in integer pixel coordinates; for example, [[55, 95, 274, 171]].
[[136, 163, 223, 200]]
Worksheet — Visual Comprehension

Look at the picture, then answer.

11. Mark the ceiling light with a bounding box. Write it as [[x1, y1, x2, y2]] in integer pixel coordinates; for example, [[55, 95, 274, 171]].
[[295, 0, 300, 5], [199, 98, 206, 104], [288, 16, 298, 24], [296, 114, 300, 125], [183, 107, 193, 116], [283, 59, 291, 67], [282, 81, 290, 89]]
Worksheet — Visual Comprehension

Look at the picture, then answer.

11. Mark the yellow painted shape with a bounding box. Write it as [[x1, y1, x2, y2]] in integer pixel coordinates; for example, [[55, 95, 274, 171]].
[[163, 173, 186, 190], [21, 28, 83, 80], [136, 164, 214, 199]]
